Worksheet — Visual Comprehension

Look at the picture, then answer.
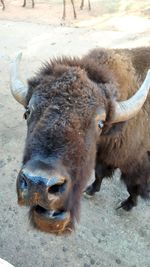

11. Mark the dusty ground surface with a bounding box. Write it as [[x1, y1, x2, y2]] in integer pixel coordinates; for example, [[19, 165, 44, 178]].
[[0, 1, 150, 267]]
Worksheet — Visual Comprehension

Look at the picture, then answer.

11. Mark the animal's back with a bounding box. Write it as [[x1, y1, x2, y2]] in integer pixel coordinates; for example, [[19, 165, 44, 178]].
[[117, 47, 150, 151], [86, 47, 150, 166], [86, 47, 150, 98]]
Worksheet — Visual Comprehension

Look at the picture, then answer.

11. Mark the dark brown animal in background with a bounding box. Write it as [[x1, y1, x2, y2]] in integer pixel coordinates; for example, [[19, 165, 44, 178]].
[[10, 47, 150, 235], [80, 0, 91, 10], [62, 0, 77, 19], [22, 0, 35, 8], [1, 0, 91, 18], [22, 0, 91, 19], [0, 0, 35, 10], [62, 0, 91, 19], [0, 0, 5, 10]]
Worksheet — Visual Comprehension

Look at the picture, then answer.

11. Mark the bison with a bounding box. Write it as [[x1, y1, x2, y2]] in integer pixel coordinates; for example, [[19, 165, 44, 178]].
[[10, 47, 150, 234]]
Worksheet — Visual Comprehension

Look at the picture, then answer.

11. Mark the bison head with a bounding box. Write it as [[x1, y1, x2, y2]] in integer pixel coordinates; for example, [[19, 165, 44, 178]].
[[10, 53, 150, 234]]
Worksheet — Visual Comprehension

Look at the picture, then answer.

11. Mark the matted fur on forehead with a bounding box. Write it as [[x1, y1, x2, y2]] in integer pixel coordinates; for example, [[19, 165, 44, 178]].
[[26, 56, 118, 126], [26, 63, 104, 111], [26, 55, 117, 99]]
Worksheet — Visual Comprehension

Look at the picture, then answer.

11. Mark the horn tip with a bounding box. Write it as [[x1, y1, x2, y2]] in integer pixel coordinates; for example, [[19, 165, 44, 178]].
[[147, 69, 150, 77]]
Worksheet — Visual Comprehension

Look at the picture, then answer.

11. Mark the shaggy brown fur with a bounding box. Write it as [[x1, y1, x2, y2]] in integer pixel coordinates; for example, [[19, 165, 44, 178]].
[[84, 47, 150, 209], [17, 47, 150, 234]]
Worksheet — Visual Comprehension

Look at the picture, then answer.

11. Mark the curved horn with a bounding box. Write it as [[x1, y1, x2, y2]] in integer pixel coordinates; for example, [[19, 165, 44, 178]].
[[10, 52, 28, 106], [113, 69, 150, 123]]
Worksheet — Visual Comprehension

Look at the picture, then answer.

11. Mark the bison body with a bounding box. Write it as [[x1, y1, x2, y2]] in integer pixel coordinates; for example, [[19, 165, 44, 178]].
[[10, 47, 150, 234], [85, 48, 150, 209]]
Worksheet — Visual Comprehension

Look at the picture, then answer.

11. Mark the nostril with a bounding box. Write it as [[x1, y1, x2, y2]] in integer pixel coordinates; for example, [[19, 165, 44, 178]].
[[19, 175, 28, 190], [48, 181, 66, 195]]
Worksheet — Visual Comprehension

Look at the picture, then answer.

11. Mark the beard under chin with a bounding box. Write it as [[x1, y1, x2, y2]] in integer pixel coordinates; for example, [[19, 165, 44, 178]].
[[28, 206, 74, 235]]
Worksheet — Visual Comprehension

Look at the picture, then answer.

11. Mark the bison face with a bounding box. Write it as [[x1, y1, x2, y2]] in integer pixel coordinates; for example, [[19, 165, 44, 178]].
[[16, 89, 101, 234], [10, 53, 150, 234], [12, 59, 105, 234]]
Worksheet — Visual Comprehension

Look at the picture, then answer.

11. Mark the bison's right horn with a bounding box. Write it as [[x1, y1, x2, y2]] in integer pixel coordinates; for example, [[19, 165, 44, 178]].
[[10, 52, 28, 106], [113, 69, 150, 123]]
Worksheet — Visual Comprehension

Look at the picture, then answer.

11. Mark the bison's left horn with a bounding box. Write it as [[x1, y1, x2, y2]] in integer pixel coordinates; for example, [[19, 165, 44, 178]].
[[113, 69, 150, 123], [10, 52, 28, 106]]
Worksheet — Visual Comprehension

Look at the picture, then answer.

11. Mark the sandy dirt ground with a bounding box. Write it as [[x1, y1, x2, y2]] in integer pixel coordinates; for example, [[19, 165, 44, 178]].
[[0, 1, 150, 267]]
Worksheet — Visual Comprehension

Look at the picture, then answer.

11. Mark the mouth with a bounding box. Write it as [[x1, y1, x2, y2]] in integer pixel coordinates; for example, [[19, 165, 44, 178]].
[[29, 205, 72, 234], [35, 205, 68, 220]]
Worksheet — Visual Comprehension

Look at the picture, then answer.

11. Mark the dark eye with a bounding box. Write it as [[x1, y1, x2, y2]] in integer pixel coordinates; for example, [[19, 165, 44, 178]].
[[98, 121, 104, 129], [23, 107, 30, 120]]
